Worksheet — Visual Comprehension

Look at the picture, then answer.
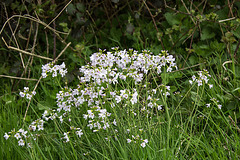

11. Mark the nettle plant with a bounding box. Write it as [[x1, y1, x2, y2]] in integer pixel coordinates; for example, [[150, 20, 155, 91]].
[[4, 48, 217, 149]]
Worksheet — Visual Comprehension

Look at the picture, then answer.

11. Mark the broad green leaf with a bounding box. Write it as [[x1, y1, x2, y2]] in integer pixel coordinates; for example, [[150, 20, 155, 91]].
[[232, 26, 240, 39], [164, 12, 182, 26], [201, 27, 216, 40]]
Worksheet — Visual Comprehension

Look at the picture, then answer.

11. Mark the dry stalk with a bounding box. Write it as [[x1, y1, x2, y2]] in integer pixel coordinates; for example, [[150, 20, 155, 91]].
[[0, 75, 38, 81], [2, 37, 53, 61], [3, 4, 25, 69], [44, 0, 72, 29], [142, 0, 164, 50], [228, 115, 240, 134]]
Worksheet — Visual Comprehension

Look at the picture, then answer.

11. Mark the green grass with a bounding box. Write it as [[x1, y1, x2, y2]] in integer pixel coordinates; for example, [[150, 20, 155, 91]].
[[1, 49, 240, 160]]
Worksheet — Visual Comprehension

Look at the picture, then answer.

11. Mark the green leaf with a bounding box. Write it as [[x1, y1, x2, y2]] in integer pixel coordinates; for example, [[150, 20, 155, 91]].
[[192, 43, 212, 57], [201, 27, 216, 40], [110, 27, 121, 42], [76, 3, 85, 12], [59, 22, 68, 28], [164, 12, 182, 26], [189, 55, 199, 65], [37, 101, 51, 110], [232, 26, 240, 39], [66, 4, 76, 15]]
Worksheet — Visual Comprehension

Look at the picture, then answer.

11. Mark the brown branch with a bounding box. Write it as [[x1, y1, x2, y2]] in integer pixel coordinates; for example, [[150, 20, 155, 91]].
[[44, 0, 72, 29], [0, 15, 68, 36], [183, 26, 197, 68], [171, 62, 206, 73], [142, 0, 164, 50], [2, 37, 53, 60], [3, 4, 25, 69]]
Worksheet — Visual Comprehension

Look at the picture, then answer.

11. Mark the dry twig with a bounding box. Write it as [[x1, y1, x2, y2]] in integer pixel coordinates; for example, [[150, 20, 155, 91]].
[[0, 75, 38, 81], [2, 37, 53, 61]]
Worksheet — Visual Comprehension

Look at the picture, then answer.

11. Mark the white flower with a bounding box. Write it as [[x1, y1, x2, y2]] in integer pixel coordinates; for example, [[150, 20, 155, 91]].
[[76, 129, 83, 138], [148, 102, 153, 108], [209, 84, 213, 89], [99, 109, 107, 118], [206, 103, 210, 108], [26, 93, 32, 100], [122, 94, 128, 99], [217, 104, 222, 109], [59, 115, 63, 123], [14, 133, 21, 140], [115, 96, 121, 103], [189, 80, 193, 85], [52, 71, 57, 77], [141, 142, 146, 148], [131, 90, 138, 105], [112, 119, 117, 126], [167, 67, 172, 72], [18, 139, 25, 146], [19, 92, 25, 97], [143, 139, 148, 143], [4, 133, 9, 140], [38, 124, 44, 131], [157, 105, 163, 110], [63, 132, 70, 142], [42, 72, 47, 78], [127, 139, 132, 143], [19, 129, 27, 138], [24, 87, 29, 92]]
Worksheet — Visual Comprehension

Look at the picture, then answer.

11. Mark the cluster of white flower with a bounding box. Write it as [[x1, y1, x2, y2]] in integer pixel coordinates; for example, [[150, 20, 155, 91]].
[[29, 119, 44, 131], [42, 109, 58, 121], [80, 48, 177, 85], [127, 134, 149, 148], [4, 128, 32, 147], [41, 62, 67, 78], [83, 107, 115, 132], [189, 69, 213, 88], [62, 126, 83, 143], [6, 48, 179, 147], [19, 87, 36, 100], [70, 126, 83, 138], [207, 98, 222, 109]]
